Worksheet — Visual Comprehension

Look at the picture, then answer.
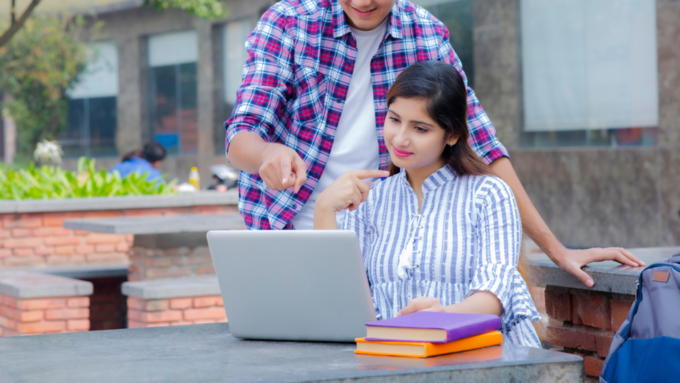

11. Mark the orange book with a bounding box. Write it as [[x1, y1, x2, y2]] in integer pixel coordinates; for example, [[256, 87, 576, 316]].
[[355, 330, 503, 358]]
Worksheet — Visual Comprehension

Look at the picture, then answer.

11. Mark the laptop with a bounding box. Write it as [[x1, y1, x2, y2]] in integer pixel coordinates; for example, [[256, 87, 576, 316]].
[[206, 230, 376, 342]]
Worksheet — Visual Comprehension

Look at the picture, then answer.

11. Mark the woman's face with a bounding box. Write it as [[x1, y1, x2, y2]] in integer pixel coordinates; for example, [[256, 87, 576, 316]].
[[384, 97, 457, 173], [339, 0, 395, 31]]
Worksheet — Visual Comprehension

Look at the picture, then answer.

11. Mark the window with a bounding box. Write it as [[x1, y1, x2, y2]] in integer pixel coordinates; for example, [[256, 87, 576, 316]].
[[413, 0, 474, 88], [63, 41, 118, 157], [148, 30, 198, 155], [217, 18, 253, 155], [519, 0, 659, 147]]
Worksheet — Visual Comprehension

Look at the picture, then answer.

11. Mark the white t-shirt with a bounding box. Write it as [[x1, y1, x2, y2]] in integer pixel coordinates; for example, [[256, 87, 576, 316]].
[[291, 21, 386, 230]]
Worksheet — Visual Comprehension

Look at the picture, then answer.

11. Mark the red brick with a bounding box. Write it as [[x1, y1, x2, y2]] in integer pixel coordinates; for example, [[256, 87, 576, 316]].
[[74, 245, 95, 255], [14, 298, 67, 310], [546, 324, 599, 351], [32, 228, 55, 237], [571, 295, 582, 325], [170, 298, 192, 310], [86, 253, 128, 263], [170, 320, 194, 326], [67, 319, 90, 331], [86, 234, 125, 245], [0, 249, 11, 258], [145, 268, 192, 279], [116, 243, 130, 252], [11, 229, 32, 237], [3, 216, 42, 229], [193, 319, 217, 324], [44, 308, 89, 320], [196, 266, 216, 275], [3, 256, 44, 267], [67, 297, 90, 308], [610, 299, 633, 331], [146, 322, 171, 327], [1, 328, 20, 337], [127, 320, 145, 328], [128, 309, 182, 323], [44, 237, 82, 246], [53, 228, 74, 236], [35, 247, 54, 256], [82, 211, 122, 219], [0, 229, 10, 238], [124, 209, 166, 217], [193, 296, 223, 308], [584, 355, 604, 377], [574, 291, 611, 329], [95, 244, 117, 253], [141, 257, 174, 267], [74, 230, 91, 236], [0, 306, 43, 322], [13, 248, 34, 257], [3, 238, 42, 248], [183, 307, 227, 321], [16, 320, 66, 334], [596, 331, 615, 358], [54, 246, 75, 256], [126, 297, 168, 312]]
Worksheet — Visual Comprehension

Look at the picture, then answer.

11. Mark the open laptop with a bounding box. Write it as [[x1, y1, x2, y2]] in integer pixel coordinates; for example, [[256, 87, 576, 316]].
[[206, 230, 376, 342]]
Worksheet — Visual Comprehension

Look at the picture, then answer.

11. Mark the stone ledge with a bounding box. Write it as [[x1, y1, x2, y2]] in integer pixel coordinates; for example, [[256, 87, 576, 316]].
[[0, 264, 129, 280], [0, 190, 238, 214], [64, 213, 245, 234], [528, 246, 680, 295], [0, 272, 93, 298], [122, 278, 220, 299]]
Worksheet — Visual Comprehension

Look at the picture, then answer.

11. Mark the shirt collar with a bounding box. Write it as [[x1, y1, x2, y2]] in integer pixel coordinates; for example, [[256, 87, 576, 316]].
[[332, 0, 403, 39], [399, 165, 457, 194]]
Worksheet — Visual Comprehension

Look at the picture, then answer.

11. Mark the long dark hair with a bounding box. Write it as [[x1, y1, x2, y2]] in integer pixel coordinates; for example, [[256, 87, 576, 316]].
[[386, 61, 490, 177]]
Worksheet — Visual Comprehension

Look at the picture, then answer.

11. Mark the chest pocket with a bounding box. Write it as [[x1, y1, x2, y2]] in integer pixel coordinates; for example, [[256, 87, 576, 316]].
[[290, 65, 327, 126]]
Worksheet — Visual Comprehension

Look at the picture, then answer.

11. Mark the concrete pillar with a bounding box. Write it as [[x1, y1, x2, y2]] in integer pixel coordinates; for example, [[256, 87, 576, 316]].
[[196, 20, 218, 188], [116, 36, 145, 157]]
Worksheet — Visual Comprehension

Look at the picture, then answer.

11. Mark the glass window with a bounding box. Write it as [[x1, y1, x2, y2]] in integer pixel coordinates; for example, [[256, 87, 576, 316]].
[[412, 0, 474, 88], [519, 0, 659, 147], [63, 41, 119, 157], [148, 30, 198, 155], [218, 19, 253, 155]]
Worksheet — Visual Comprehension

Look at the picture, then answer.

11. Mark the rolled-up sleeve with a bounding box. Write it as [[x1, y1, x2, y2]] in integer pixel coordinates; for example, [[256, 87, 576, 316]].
[[467, 178, 522, 312], [224, 4, 295, 154], [437, 29, 509, 164]]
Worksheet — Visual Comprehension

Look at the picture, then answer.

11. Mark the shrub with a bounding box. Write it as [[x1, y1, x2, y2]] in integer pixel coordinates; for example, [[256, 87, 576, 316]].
[[0, 158, 177, 200]]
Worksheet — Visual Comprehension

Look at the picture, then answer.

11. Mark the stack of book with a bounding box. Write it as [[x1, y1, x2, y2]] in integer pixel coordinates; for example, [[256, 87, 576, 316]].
[[355, 311, 503, 358]]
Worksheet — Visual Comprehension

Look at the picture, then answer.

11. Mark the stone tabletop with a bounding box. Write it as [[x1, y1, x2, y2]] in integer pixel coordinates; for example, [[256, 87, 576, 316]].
[[527, 246, 680, 295], [0, 272, 93, 298], [63, 213, 246, 234], [0, 323, 582, 383]]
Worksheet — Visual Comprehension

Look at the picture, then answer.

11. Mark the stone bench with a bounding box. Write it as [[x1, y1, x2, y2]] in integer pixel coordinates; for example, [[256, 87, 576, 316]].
[[64, 213, 245, 281], [122, 278, 226, 328], [528, 246, 680, 379], [0, 272, 93, 337]]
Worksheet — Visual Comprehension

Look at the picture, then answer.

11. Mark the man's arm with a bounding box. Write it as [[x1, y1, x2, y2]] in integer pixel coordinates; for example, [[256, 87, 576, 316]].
[[490, 157, 644, 287]]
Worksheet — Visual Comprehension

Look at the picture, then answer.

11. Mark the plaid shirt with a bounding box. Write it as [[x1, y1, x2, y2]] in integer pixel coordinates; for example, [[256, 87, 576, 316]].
[[225, 0, 508, 230]]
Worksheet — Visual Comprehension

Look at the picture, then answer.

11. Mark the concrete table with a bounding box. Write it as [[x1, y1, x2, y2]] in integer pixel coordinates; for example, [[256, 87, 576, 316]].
[[63, 214, 246, 281], [0, 323, 583, 382], [527, 246, 680, 378]]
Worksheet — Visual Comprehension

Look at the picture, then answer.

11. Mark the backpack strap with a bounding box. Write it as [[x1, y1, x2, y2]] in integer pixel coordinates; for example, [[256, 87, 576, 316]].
[[668, 252, 680, 264]]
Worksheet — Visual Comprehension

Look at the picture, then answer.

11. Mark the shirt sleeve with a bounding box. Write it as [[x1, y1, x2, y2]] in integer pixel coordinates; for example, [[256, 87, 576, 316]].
[[437, 30, 509, 164], [467, 177, 522, 313], [224, 4, 295, 155]]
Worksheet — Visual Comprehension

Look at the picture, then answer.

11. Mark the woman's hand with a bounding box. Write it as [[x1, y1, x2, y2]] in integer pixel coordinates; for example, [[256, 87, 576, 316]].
[[316, 170, 389, 213], [397, 297, 446, 316]]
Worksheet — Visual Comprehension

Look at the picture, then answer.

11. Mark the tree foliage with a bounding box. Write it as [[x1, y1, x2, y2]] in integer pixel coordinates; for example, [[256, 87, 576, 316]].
[[0, 15, 95, 161], [145, 0, 226, 20]]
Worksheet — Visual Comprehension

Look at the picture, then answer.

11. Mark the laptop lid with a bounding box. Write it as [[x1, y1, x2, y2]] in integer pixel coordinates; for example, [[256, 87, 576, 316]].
[[207, 230, 376, 342]]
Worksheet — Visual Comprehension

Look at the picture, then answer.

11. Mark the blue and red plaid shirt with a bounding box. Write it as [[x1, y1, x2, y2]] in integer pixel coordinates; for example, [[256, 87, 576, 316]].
[[225, 0, 508, 230]]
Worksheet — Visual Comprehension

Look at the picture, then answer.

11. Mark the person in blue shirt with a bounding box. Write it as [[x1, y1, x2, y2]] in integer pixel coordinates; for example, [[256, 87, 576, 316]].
[[111, 141, 166, 182]]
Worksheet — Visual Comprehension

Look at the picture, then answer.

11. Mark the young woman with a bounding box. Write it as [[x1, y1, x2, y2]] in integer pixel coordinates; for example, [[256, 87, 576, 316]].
[[314, 61, 541, 347]]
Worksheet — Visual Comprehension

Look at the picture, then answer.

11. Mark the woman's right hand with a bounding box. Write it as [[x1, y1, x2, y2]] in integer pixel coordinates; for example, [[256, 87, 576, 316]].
[[316, 170, 389, 212]]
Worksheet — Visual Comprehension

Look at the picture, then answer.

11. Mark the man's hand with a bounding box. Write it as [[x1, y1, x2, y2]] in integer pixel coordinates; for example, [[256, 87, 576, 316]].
[[553, 247, 644, 287], [316, 170, 389, 212], [397, 297, 445, 317], [259, 144, 308, 193]]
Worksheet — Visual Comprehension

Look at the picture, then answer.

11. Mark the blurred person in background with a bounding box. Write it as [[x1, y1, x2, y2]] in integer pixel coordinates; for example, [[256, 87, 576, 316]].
[[111, 141, 166, 182]]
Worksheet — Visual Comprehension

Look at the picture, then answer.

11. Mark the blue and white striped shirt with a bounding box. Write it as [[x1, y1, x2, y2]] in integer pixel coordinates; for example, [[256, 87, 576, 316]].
[[342, 165, 542, 348]]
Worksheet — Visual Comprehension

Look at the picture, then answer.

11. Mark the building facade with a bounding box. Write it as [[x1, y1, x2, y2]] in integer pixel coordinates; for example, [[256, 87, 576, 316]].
[[9, 0, 680, 248]]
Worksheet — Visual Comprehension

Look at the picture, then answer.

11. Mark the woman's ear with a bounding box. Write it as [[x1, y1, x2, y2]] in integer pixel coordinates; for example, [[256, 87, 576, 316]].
[[447, 135, 459, 146]]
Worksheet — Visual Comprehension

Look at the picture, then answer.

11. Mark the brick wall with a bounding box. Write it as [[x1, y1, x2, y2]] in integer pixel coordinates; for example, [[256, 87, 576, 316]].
[[85, 277, 128, 331], [0, 205, 236, 268], [127, 295, 226, 328], [129, 246, 214, 281], [544, 285, 634, 378], [0, 295, 90, 337]]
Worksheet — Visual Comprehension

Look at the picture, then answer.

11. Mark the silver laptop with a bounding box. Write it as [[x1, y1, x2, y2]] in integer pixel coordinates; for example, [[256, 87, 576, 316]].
[[206, 230, 376, 342]]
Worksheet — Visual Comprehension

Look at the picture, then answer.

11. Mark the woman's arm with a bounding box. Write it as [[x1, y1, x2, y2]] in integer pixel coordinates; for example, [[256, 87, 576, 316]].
[[397, 293, 502, 317]]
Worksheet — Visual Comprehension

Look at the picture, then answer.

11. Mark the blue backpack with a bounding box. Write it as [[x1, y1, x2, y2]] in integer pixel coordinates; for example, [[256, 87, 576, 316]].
[[600, 253, 680, 383]]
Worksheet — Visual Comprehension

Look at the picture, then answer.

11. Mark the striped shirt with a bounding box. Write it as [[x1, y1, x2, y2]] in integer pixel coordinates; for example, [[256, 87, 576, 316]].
[[225, 0, 508, 230], [342, 165, 542, 348]]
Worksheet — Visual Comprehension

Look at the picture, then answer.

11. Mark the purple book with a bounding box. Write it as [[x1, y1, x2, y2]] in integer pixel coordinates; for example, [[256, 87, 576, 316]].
[[364, 312, 501, 343]]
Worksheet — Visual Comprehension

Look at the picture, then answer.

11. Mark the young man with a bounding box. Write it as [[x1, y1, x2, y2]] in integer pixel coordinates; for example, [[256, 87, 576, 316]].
[[225, 0, 642, 287]]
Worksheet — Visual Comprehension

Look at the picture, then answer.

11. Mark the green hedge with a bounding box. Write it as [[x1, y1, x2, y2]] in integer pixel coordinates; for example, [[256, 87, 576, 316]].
[[0, 158, 177, 200]]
